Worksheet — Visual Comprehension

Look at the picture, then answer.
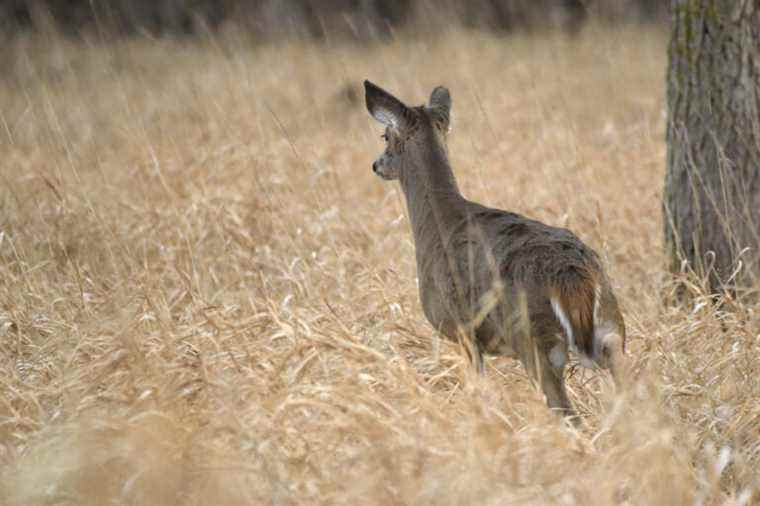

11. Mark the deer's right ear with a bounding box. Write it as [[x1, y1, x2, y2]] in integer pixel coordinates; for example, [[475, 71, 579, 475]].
[[428, 86, 451, 132], [364, 80, 409, 130]]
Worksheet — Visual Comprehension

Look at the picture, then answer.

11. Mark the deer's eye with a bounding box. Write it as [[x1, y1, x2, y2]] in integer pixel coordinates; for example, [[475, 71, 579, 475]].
[[381, 133, 389, 142]]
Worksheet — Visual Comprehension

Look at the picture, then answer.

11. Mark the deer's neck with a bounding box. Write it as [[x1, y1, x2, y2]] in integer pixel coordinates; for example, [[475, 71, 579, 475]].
[[399, 141, 465, 254]]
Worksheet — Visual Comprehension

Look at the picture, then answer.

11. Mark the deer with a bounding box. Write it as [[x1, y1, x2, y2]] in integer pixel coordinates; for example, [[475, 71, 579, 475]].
[[363, 80, 626, 419]]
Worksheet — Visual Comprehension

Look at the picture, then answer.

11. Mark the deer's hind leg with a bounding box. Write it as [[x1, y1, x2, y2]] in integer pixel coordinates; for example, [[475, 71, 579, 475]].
[[539, 343, 575, 418], [520, 337, 576, 420]]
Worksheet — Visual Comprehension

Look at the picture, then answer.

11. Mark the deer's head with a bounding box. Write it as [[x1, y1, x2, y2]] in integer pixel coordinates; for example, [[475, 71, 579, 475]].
[[364, 80, 451, 181]]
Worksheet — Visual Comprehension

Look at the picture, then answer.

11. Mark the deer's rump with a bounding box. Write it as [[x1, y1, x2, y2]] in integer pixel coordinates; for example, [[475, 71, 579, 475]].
[[430, 207, 604, 359]]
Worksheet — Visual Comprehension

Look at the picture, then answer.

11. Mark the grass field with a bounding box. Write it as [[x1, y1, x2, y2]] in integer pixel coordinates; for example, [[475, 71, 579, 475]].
[[0, 26, 758, 505]]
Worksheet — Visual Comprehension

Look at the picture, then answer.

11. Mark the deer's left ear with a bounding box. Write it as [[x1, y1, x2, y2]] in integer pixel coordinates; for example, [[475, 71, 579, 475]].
[[365, 80, 410, 131], [428, 86, 451, 131]]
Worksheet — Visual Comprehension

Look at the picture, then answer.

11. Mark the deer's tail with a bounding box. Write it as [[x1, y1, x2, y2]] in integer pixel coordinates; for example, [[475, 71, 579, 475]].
[[549, 269, 624, 370]]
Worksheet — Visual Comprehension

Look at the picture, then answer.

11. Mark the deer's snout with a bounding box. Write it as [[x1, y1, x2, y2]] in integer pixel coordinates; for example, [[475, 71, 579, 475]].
[[371, 156, 397, 180]]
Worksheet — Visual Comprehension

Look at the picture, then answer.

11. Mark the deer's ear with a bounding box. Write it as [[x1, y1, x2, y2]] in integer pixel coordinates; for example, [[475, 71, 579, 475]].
[[428, 86, 451, 131], [429, 86, 451, 113], [364, 80, 409, 130]]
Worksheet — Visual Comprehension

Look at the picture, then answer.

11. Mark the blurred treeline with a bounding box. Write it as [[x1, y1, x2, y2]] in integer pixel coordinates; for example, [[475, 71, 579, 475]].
[[0, 0, 666, 41]]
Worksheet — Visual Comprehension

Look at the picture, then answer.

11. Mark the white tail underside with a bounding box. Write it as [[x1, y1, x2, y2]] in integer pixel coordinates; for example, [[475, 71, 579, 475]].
[[550, 292, 596, 369]]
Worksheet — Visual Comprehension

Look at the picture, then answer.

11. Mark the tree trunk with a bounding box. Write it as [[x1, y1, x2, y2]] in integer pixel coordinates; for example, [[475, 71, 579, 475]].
[[665, 0, 760, 296]]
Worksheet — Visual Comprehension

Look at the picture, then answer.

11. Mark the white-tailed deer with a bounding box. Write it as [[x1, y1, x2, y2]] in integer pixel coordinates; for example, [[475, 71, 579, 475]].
[[364, 80, 626, 418]]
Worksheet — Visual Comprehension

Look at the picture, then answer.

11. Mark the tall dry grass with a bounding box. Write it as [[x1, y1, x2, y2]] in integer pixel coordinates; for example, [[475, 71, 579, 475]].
[[0, 25, 758, 505]]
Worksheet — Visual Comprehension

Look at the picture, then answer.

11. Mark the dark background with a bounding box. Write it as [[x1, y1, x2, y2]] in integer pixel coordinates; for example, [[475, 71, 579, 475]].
[[0, 0, 667, 41]]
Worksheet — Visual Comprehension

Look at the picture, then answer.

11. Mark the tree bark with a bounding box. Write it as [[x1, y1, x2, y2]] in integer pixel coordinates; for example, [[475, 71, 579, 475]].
[[665, 0, 760, 296]]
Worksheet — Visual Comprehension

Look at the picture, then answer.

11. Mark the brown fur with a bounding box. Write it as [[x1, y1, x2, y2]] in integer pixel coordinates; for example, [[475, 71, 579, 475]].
[[550, 268, 597, 357]]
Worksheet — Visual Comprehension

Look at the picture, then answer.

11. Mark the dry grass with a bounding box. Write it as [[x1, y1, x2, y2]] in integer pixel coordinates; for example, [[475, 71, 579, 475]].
[[0, 26, 758, 505]]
